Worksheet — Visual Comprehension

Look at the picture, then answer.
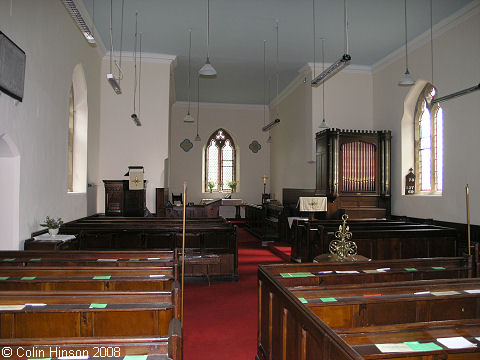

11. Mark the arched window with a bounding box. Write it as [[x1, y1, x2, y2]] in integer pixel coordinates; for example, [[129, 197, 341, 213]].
[[205, 129, 236, 192], [414, 84, 443, 193], [69, 63, 88, 193], [67, 85, 74, 193]]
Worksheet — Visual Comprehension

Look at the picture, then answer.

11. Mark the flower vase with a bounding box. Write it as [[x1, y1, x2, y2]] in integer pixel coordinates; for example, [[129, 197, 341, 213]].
[[48, 228, 59, 237]]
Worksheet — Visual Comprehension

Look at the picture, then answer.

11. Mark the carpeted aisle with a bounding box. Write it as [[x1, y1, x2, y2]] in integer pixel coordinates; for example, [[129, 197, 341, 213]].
[[183, 227, 284, 359]]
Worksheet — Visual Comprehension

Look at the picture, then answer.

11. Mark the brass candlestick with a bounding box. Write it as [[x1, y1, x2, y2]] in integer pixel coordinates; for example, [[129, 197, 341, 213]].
[[262, 174, 268, 194], [329, 214, 357, 260]]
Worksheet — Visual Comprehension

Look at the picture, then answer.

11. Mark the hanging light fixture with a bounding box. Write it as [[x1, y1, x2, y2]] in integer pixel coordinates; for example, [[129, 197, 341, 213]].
[[62, 0, 96, 44], [130, 12, 141, 126], [184, 29, 194, 122], [319, 39, 328, 129], [194, 76, 201, 141], [106, 0, 124, 94], [311, 0, 351, 85], [399, 0, 415, 86], [263, 21, 280, 133], [199, 0, 216, 76]]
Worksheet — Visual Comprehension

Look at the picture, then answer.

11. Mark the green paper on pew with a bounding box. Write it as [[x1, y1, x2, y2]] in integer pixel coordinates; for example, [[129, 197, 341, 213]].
[[291, 272, 315, 277], [404, 341, 442, 351], [405, 268, 417, 271], [0, 277, 9, 280], [3, 258, 15, 261], [280, 273, 293, 278], [93, 276, 111, 280], [298, 298, 308, 304], [89, 303, 107, 309], [123, 356, 148, 360], [320, 297, 337, 302], [29, 258, 41, 261], [432, 266, 446, 270], [21, 277, 36, 280], [129, 259, 140, 261]]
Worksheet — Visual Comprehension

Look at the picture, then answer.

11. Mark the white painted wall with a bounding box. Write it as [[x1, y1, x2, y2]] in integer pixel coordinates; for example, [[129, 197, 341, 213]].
[[0, 0, 102, 248], [170, 102, 270, 207], [270, 66, 374, 202], [97, 55, 175, 213], [372, 3, 480, 224]]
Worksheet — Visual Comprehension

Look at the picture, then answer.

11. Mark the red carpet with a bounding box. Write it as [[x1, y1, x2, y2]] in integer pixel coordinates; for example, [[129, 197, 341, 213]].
[[183, 227, 284, 359]]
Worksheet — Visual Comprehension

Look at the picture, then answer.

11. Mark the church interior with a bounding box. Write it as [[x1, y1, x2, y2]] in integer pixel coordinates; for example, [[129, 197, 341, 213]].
[[0, 0, 479, 359]]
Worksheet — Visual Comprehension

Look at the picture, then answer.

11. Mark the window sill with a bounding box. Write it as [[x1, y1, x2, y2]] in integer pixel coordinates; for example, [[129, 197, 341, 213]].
[[403, 193, 442, 197]]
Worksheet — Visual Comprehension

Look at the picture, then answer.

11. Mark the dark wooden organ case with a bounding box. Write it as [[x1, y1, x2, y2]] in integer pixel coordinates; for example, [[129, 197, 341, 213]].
[[315, 129, 391, 219]]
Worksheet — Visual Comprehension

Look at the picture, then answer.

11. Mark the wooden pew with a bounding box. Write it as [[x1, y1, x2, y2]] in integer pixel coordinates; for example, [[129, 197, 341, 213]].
[[291, 278, 480, 329], [264, 256, 472, 287], [0, 268, 177, 291], [0, 289, 179, 339], [291, 219, 458, 262], [0, 318, 182, 359], [338, 319, 480, 359], [26, 217, 239, 282], [257, 261, 479, 360]]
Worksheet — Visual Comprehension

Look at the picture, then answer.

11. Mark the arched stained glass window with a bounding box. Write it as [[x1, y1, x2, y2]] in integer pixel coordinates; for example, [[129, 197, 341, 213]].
[[205, 129, 237, 192], [415, 84, 443, 193]]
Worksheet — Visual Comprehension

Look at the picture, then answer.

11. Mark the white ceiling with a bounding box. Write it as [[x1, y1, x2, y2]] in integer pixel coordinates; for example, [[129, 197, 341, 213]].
[[81, 0, 474, 104]]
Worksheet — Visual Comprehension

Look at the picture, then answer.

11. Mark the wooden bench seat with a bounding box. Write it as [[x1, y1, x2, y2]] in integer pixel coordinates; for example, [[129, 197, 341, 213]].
[[291, 219, 458, 262], [338, 319, 480, 359], [263, 256, 472, 287], [257, 261, 480, 360], [0, 318, 181, 359], [0, 271, 177, 291], [0, 290, 179, 339]]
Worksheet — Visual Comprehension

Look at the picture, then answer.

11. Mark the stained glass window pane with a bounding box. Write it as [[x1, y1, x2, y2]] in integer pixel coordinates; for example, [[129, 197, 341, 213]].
[[207, 139, 219, 190], [222, 140, 234, 190], [436, 107, 443, 191]]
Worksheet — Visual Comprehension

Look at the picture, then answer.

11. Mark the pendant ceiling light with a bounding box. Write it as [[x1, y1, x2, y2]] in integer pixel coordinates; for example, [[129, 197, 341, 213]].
[[194, 76, 201, 141], [62, 0, 96, 44], [319, 39, 328, 129], [106, 0, 124, 94], [311, 0, 351, 85], [263, 21, 280, 133], [399, 0, 415, 86], [184, 29, 194, 123], [199, 0, 216, 76], [130, 12, 141, 126]]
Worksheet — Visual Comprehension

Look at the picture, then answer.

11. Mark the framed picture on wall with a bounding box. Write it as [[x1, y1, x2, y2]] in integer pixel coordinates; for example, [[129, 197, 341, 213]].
[[0, 31, 26, 102]]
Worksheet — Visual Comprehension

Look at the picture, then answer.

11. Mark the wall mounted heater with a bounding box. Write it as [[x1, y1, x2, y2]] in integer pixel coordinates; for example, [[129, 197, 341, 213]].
[[61, 0, 95, 44]]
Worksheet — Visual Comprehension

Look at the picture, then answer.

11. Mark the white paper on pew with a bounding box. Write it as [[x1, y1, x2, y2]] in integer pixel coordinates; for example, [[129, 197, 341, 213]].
[[431, 291, 461, 296], [59, 356, 90, 360], [0, 305, 25, 310], [97, 258, 118, 262], [336, 270, 359, 274], [436, 337, 476, 349], [362, 270, 378, 274], [465, 289, 480, 294], [376, 268, 391, 272], [414, 291, 431, 295], [376, 343, 415, 353], [25, 303, 47, 306], [149, 274, 166, 278], [148, 258, 161, 260], [317, 271, 333, 274]]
